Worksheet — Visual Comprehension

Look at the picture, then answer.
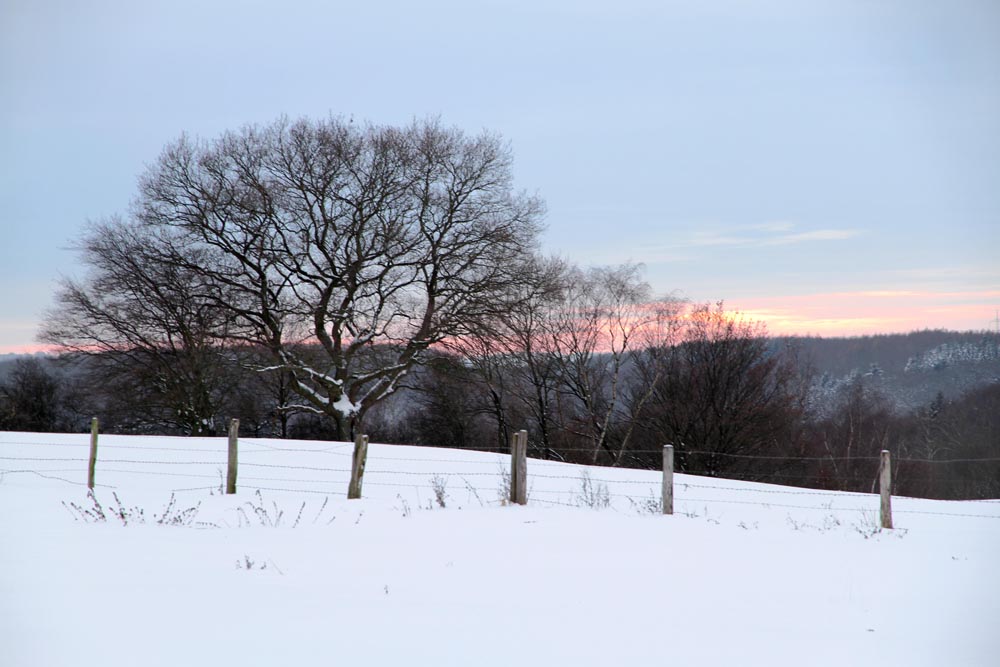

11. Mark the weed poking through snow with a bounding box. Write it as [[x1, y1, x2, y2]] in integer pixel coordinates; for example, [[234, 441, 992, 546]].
[[628, 491, 662, 515], [235, 554, 284, 574], [430, 475, 448, 508], [63, 490, 208, 527], [575, 471, 610, 509], [236, 490, 306, 528]]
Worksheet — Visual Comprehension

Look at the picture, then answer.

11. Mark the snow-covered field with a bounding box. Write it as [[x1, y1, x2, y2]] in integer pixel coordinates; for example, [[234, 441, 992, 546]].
[[1, 431, 998, 666]]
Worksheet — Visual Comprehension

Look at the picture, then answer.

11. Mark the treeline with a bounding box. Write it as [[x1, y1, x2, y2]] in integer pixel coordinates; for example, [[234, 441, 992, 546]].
[[2, 333, 997, 501], [772, 330, 997, 377]]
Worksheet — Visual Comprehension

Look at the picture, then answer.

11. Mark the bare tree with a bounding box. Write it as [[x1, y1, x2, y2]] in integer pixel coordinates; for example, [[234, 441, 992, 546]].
[[446, 255, 569, 456], [0, 358, 68, 432], [87, 117, 545, 440], [546, 263, 666, 464], [40, 220, 235, 435], [226, 345, 303, 438], [634, 303, 808, 477], [613, 296, 685, 465], [407, 352, 496, 451]]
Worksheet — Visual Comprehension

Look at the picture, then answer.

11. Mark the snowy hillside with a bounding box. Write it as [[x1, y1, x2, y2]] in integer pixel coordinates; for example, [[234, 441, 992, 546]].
[[904, 340, 1000, 371], [1, 431, 998, 666]]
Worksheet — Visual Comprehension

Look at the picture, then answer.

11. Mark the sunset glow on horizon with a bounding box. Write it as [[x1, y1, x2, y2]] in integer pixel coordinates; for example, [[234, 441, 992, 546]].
[[3, 288, 997, 357], [728, 289, 1000, 338]]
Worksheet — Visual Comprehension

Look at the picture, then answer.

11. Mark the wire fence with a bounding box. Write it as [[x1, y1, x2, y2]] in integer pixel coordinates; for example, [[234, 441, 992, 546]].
[[3, 434, 1000, 521]]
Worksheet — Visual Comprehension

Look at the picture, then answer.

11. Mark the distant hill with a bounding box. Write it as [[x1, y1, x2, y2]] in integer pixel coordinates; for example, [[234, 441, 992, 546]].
[[774, 330, 1000, 414], [7, 331, 998, 419]]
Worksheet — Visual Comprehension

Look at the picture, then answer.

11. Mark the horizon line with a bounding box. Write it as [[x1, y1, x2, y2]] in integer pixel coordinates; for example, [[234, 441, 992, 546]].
[[3, 325, 998, 357]]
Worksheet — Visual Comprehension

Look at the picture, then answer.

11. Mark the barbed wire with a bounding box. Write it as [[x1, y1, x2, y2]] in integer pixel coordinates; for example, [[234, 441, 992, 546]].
[[680, 481, 875, 498], [366, 454, 504, 464], [894, 509, 1000, 519], [92, 468, 221, 480], [678, 497, 872, 512], [366, 469, 500, 478], [526, 471, 655, 484], [9, 459, 996, 519], [241, 439, 353, 454], [1, 468, 120, 490], [5, 440, 999, 509], [97, 458, 227, 466], [4, 453, 993, 489], [241, 475, 346, 485], [241, 462, 351, 473], [7, 440, 1000, 465], [0, 456, 90, 463], [530, 498, 579, 508], [239, 485, 345, 496], [0, 468, 93, 486], [0, 440, 90, 448]]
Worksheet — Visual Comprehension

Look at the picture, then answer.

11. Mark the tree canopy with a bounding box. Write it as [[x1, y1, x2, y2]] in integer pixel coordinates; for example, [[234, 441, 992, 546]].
[[43, 117, 544, 439]]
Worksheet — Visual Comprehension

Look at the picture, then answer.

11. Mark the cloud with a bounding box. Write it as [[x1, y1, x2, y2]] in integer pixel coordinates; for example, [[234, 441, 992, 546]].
[[761, 229, 860, 245], [678, 222, 860, 249], [746, 221, 796, 233], [725, 288, 1000, 336]]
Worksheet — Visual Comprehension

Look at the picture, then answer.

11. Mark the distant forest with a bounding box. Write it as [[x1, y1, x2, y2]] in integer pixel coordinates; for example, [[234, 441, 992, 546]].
[[3, 329, 998, 501]]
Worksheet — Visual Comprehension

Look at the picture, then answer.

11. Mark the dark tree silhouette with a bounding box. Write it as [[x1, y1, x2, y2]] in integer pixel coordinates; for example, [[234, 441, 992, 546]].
[[42, 117, 544, 440]]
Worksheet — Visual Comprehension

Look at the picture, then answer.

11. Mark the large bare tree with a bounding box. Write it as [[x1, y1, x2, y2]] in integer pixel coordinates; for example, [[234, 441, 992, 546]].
[[55, 117, 543, 440]]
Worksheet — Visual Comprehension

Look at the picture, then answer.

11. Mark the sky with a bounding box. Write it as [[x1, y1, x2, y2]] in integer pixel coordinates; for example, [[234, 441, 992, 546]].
[[2, 0, 999, 352]]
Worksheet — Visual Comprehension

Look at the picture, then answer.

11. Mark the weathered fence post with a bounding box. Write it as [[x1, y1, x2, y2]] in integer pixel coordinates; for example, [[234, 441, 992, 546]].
[[226, 418, 239, 495], [87, 417, 99, 490], [510, 429, 528, 505], [348, 433, 369, 499], [879, 449, 893, 529], [662, 444, 674, 515]]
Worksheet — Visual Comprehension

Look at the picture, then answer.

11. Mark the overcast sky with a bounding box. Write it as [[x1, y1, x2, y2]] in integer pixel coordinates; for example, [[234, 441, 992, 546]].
[[2, 0, 999, 352]]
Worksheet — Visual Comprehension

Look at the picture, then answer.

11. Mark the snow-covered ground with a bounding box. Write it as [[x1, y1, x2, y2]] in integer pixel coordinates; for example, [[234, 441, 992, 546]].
[[1, 431, 998, 666]]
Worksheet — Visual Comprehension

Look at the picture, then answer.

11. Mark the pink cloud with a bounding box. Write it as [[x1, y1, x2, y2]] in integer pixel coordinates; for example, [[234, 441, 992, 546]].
[[727, 290, 1000, 336]]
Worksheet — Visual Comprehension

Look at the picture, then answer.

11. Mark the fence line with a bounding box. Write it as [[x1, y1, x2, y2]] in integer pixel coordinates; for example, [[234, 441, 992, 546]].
[[2, 463, 995, 492], [3, 454, 995, 491], [5, 461, 999, 521], [7, 441, 1000, 465], [5, 428, 1000, 522]]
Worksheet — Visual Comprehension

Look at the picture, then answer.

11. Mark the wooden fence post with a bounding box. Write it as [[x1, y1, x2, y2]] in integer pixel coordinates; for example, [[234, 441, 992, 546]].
[[87, 417, 99, 490], [510, 429, 528, 505], [662, 444, 674, 515], [348, 434, 369, 499], [879, 449, 893, 529], [226, 418, 239, 495]]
